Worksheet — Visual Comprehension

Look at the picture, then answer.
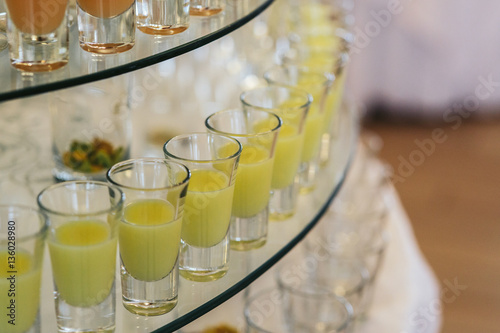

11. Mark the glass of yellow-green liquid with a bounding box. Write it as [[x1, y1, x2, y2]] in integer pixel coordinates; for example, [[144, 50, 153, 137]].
[[107, 158, 190, 316], [284, 28, 353, 167], [163, 133, 241, 282], [0, 205, 47, 333], [240, 85, 312, 220], [37, 181, 123, 333], [205, 109, 281, 251], [264, 65, 334, 193]]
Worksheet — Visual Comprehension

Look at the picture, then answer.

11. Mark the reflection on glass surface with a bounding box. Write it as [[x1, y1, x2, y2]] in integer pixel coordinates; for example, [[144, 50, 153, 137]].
[[0, 0, 274, 102]]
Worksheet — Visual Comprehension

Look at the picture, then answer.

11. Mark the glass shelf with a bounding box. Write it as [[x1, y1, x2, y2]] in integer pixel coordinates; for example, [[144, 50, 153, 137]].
[[0, 0, 274, 103]]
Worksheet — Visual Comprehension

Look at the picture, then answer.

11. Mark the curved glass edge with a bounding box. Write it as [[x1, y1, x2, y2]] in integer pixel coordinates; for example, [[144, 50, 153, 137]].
[[0, 0, 274, 103], [154, 103, 360, 333]]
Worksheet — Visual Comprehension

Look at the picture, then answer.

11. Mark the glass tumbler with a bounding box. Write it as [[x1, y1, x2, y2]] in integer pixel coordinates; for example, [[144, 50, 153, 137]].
[[246, 287, 352, 333], [281, 45, 347, 167], [136, 0, 190, 35], [107, 158, 190, 316], [164, 133, 241, 281], [37, 181, 123, 333], [264, 65, 334, 193], [0, 205, 47, 333], [205, 109, 281, 251], [277, 258, 369, 321], [240, 85, 311, 220], [49, 83, 132, 182], [77, 0, 136, 53], [189, 0, 224, 16], [4, 0, 69, 71]]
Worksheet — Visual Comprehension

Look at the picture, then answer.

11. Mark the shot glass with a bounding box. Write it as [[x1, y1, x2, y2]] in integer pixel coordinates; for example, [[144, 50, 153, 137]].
[[77, 0, 135, 53], [304, 208, 389, 318], [277, 257, 369, 321], [37, 181, 123, 333], [281, 43, 350, 167], [244, 288, 288, 333], [205, 109, 281, 251], [136, 0, 190, 35], [49, 83, 131, 182], [189, 0, 224, 16], [0, 205, 47, 333], [266, 272, 353, 333], [163, 133, 241, 281], [264, 65, 334, 193], [240, 85, 311, 220], [4, 0, 69, 72], [107, 158, 190, 316]]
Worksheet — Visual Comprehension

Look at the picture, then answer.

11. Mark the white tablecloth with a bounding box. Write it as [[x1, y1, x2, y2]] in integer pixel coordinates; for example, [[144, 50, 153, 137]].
[[182, 162, 442, 333]]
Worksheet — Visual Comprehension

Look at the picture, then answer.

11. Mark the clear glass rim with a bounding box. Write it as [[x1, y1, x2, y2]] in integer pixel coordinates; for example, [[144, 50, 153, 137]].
[[245, 287, 353, 332], [239, 84, 313, 114], [37, 180, 124, 218], [0, 204, 48, 243], [287, 26, 354, 53], [263, 64, 335, 89], [244, 288, 284, 333], [106, 158, 191, 191], [205, 109, 282, 138], [163, 132, 242, 163]]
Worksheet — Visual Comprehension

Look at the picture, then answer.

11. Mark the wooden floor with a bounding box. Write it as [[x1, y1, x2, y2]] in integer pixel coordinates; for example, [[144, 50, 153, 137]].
[[364, 117, 500, 333]]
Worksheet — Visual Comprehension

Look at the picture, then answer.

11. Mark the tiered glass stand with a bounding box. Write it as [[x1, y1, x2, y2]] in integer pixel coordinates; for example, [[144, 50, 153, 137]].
[[0, 0, 358, 332]]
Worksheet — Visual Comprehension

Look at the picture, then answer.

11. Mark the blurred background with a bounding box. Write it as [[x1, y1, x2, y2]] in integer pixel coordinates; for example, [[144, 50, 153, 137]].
[[347, 0, 500, 332]]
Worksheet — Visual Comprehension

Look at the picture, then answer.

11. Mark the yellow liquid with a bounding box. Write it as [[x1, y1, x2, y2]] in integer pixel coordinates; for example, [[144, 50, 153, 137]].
[[272, 124, 304, 189], [120, 199, 182, 281], [0, 251, 41, 333], [183, 170, 234, 248], [48, 220, 117, 307], [297, 74, 329, 163], [6, 0, 67, 35], [298, 3, 332, 27], [232, 144, 274, 217], [301, 51, 337, 73], [302, 108, 324, 162], [326, 70, 347, 128], [78, 0, 134, 18]]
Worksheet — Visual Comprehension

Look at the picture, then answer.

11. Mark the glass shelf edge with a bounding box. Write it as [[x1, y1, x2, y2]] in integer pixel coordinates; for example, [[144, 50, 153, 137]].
[[0, 0, 275, 104]]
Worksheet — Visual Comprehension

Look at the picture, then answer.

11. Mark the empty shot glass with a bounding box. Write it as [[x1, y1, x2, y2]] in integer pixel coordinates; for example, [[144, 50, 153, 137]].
[[246, 286, 352, 333], [0, 205, 47, 333], [4, 0, 69, 72], [136, 0, 190, 35], [205, 109, 281, 251], [304, 207, 390, 318], [264, 65, 334, 193], [163, 133, 241, 281], [107, 158, 190, 315], [240, 85, 311, 220], [37, 181, 123, 333], [244, 288, 288, 333], [277, 257, 369, 322], [77, 0, 135, 53], [189, 0, 224, 16]]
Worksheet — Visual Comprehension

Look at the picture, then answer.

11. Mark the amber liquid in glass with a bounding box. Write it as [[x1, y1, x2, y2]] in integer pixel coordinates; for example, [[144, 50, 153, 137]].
[[5, 0, 69, 71], [77, 0, 135, 54]]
